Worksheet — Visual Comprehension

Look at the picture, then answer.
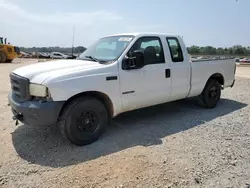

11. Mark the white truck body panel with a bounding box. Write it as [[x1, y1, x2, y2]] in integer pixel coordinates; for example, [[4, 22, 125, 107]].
[[11, 33, 235, 117], [13, 60, 105, 84]]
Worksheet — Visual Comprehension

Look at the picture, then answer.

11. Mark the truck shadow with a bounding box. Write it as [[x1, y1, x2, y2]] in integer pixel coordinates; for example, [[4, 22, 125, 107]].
[[11, 98, 247, 168]]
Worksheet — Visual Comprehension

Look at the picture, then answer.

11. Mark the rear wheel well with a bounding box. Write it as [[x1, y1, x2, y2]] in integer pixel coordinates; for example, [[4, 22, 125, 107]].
[[208, 73, 224, 86], [60, 91, 114, 118]]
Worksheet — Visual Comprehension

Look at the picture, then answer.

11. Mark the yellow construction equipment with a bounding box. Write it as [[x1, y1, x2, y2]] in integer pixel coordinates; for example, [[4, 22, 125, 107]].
[[0, 37, 20, 63]]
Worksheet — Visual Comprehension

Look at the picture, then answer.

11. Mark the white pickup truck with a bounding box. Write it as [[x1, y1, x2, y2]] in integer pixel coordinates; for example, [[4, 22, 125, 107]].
[[9, 33, 236, 145]]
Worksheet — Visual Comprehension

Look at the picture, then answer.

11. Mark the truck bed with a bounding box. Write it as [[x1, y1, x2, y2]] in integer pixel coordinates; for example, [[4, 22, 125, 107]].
[[188, 58, 235, 97]]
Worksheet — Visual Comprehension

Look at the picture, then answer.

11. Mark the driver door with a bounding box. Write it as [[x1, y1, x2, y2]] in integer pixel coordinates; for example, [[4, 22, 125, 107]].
[[119, 36, 171, 112]]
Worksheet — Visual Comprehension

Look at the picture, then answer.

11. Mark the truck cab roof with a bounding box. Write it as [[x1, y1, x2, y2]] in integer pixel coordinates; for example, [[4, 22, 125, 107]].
[[107, 32, 180, 38]]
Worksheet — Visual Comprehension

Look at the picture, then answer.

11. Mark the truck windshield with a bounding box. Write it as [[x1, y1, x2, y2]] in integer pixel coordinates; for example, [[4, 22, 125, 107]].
[[79, 35, 134, 63]]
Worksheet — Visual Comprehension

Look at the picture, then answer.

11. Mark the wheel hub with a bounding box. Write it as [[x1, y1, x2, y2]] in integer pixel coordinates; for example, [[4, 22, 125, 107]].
[[84, 118, 90, 124], [209, 86, 217, 99], [77, 110, 98, 133]]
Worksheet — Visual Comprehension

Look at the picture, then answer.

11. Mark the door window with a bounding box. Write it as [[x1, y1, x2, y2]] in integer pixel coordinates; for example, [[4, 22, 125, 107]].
[[129, 37, 165, 65], [166, 38, 184, 62]]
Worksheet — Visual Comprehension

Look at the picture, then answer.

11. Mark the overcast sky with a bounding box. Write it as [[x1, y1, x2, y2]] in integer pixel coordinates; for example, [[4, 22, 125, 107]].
[[0, 0, 249, 48]]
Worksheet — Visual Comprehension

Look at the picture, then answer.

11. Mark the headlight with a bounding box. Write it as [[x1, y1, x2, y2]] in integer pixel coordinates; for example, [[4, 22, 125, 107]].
[[29, 84, 48, 97]]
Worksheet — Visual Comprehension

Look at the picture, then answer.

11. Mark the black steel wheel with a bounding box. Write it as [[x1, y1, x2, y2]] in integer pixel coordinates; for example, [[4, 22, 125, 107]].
[[198, 79, 221, 109], [58, 97, 108, 146], [76, 110, 99, 133]]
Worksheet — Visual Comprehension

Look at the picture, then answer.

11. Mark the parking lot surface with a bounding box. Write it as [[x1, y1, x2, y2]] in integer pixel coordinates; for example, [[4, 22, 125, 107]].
[[0, 59, 250, 188]]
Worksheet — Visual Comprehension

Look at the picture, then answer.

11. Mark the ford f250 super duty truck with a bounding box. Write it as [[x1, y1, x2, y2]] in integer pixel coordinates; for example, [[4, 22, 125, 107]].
[[8, 33, 236, 145]]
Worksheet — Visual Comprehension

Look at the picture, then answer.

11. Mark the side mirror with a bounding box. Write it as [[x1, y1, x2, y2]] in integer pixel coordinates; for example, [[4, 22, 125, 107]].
[[122, 50, 144, 70]]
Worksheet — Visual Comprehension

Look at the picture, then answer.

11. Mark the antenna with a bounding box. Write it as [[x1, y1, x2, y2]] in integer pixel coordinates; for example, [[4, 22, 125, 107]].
[[72, 26, 75, 57]]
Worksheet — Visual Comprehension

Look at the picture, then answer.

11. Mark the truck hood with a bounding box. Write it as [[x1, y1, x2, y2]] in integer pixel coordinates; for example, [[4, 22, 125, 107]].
[[13, 59, 105, 84]]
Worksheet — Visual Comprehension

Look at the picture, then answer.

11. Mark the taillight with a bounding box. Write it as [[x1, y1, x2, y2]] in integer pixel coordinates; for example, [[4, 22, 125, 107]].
[[234, 64, 236, 74]]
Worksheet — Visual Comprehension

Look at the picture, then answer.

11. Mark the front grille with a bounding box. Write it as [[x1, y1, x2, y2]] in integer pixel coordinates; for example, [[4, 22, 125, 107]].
[[10, 73, 30, 102]]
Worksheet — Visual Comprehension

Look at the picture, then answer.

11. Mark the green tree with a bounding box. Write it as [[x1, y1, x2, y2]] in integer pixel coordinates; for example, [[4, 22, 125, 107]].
[[232, 45, 245, 55], [217, 48, 224, 55], [187, 45, 200, 54]]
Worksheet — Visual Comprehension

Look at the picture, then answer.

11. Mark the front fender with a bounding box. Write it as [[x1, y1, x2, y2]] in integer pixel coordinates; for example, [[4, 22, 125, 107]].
[[46, 73, 122, 116]]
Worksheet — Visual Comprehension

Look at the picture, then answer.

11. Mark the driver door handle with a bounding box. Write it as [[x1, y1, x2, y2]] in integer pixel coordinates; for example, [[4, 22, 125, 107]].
[[165, 69, 171, 78]]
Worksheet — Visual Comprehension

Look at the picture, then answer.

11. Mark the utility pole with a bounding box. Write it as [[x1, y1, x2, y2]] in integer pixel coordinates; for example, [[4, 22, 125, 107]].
[[72, 26, 75, 57]]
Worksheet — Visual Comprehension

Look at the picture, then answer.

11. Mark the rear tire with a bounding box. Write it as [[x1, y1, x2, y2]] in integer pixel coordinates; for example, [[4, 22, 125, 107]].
[[58, 97, 108, 146], [0, 52, 6, 63], [198, 79, 221, 108]]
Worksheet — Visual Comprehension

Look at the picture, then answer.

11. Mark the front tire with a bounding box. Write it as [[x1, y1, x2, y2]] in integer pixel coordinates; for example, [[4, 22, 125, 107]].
[[198, 79, 221, 108], [58, 97, 108, 146]]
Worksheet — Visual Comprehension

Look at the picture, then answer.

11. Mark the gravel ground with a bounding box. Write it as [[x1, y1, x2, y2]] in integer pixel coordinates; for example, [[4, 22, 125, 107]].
[[0, 59, 250, 188]]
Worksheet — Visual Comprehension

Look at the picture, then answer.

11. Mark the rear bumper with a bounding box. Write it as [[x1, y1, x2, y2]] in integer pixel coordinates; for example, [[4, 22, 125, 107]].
[[8, 93, 65, 127]]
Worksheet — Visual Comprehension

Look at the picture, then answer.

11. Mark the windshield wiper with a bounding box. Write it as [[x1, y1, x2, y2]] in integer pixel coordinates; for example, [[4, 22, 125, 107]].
[[85, 56, 100, 62]]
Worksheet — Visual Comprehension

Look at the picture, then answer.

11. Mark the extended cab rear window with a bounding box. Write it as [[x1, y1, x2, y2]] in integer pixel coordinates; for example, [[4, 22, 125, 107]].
[[166, 37, 184, 62]]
